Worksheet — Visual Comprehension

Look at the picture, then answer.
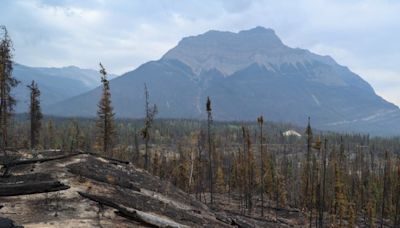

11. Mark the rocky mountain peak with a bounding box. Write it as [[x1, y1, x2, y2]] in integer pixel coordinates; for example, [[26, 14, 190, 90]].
[[162, 26, 336, 76]]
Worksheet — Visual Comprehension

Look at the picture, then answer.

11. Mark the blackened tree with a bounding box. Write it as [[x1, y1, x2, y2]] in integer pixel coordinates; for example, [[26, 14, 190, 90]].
[[27, 80, 42, 149], [141, 84, 157, 170]]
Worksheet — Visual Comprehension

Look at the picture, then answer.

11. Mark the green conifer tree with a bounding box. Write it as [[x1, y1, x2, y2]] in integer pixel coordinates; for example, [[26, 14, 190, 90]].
[[0, 26, 19, 153], [96, 63, 116, 156], [27, 80, 42, 149]]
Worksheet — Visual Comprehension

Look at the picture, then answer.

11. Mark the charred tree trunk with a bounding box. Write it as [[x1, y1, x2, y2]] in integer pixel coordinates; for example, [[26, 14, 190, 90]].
[[258, 116, 265, 217], [206, 97, 213, 205], [318, 138, 327, 228], [0, 181, 69, 196]]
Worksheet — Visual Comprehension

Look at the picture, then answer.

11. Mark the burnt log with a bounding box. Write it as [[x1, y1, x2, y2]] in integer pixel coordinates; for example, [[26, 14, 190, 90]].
[[1, 152, 85, 177], [231, 217, 255, 228], [0, 181, 69, 196], [1, 151, 129, 177], [78, 191, 189, 228], [86, 152, 130, 165], [68, 162, 141, 192], [67, 157, 206, 211], [1, 152, 84, 167], [0, 173, 52, 184], [215, 212, 233, 225]]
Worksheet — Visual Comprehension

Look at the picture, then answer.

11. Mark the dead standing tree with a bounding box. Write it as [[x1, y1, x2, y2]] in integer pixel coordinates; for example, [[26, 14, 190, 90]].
[[206, 96, 214, 205], [195, 129, 206, 203], [240, 126, 255, 213], [304, 117, 313, 228], [395, 158, 400, 227], [141, 84, 157, 171], [319, 138, 328, 228], [257, 115, 265, 217]]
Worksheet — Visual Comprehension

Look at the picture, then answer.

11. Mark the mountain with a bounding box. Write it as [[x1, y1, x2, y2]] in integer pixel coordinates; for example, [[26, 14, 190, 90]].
[[12, 63, 117, 112], [46, 27, 400, 135]]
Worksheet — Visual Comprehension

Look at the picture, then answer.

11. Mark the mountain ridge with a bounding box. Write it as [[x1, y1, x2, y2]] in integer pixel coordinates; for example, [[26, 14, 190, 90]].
[[162, 27, 338, 76], [12, 63, 117, 112], [45, 27, 400, 135]]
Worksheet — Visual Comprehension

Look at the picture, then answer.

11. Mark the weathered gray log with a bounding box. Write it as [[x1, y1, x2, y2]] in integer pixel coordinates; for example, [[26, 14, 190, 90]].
[[78, 191, 189, 228], [0, 181, 69, 196]]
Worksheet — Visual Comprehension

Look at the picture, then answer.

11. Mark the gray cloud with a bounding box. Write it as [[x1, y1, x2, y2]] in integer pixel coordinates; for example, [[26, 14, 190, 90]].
[[1, 0, 400, 105]]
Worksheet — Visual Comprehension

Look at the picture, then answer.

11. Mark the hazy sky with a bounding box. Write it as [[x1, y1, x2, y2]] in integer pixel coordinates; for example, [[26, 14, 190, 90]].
[[1, 0, 400, 105]]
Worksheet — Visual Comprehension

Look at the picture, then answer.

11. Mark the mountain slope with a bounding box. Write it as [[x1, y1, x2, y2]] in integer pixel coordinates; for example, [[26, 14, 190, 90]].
[[46, 27, 400, 135], [13, 63, 117, 112]]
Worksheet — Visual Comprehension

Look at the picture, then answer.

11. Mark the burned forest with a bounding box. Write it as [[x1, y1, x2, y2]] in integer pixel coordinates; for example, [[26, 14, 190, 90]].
[[1, 12, 400, 228]]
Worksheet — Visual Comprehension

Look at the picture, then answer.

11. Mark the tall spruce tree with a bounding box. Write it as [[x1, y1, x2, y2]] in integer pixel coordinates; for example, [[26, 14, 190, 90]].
[[0, 26, 19, 153], [96, 63, 115, 156], [27, 80, 42, 149]]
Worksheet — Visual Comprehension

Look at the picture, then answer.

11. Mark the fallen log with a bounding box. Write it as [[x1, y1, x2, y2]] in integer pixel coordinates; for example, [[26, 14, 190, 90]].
[[2, 151, 128, 169], [1, 152, 84, 167], [86, 152, 130, 165], [1, 152, 85, 176], [265, 205, 300, 213], [78, 191, 190, 228], [67, 157, 208, 212], [277, 217, 292, 226], [0, 173, 52, 184], [67, 156, 142, 192], [230, 217, 255, 228], [215, 212, 233, 225], [224, 210, 277, 223], [0, 181, 69, 196], [68, 165, 141, 192]]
